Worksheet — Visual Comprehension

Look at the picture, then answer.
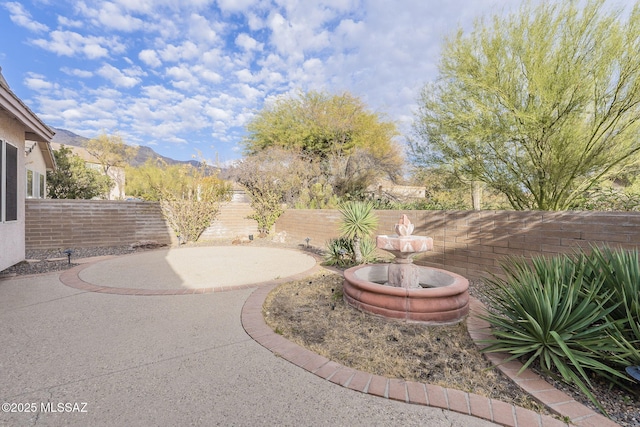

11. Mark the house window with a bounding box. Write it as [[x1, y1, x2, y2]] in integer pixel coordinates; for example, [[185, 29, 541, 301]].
[[26, 169, 45, 199], [1, 140, 18, 222], [26, 169, 34, 198], [39, 173, 45, 198]]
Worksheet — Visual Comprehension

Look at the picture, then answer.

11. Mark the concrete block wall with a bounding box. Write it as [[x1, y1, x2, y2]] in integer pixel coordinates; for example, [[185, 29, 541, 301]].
[[25, 199, 260, 250], [275, 209, 640, 279], [200, 202, 259, 240], [25, 199, 176, 249]]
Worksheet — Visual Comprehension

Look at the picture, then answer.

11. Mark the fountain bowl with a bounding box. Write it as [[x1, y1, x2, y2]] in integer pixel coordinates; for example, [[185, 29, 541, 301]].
[[343, 264, 469, 325]]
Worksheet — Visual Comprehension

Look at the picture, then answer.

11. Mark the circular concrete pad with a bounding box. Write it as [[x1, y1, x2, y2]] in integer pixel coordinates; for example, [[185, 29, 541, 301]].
[[78, 246, 317, 291]]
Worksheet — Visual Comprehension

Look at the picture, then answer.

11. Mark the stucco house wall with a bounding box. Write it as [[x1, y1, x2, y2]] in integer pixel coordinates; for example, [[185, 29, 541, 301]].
[[0, 69, 55, 271], [0, 114, 27, 270], [25, 139, 49, 199]]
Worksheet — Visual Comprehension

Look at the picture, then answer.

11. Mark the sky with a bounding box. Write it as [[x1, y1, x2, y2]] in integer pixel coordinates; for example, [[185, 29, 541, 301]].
[[1, 0, 524, 165]]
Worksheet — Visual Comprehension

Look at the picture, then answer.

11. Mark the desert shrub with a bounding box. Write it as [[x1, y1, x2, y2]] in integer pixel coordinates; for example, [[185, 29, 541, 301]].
[[480, 254, 631, 413], [359, 236, 378, 264], [324, 236, 377, 267], [324, 237, 354, 267]]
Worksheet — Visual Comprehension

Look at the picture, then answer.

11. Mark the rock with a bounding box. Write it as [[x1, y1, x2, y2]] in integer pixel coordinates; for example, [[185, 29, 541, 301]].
[[130, 240, 166, 249]]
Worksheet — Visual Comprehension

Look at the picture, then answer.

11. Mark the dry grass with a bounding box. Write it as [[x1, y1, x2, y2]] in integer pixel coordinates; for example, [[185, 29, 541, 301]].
[[263, 271, 547, 413]]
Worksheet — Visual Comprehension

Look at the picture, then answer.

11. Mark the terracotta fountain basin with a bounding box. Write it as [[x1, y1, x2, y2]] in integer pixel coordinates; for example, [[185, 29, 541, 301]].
[[343, 264, 469, 324]]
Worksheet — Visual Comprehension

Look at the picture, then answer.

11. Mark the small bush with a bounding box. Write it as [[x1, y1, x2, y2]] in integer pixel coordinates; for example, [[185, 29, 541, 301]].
[[359, 236, 378, 264], [324, 236, 378, 267], [324, 237, 354, 267]]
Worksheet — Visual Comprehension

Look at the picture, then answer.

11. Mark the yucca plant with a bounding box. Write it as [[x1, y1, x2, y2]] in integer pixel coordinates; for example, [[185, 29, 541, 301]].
[[480, 254, 629, 414], [338, 201, 378, 264], [584, 246, 640, 367], [359, 235, 378, 264]]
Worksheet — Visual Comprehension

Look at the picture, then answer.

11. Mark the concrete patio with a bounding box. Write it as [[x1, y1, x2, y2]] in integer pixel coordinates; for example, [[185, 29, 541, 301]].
[[0, 246, 527, 426]]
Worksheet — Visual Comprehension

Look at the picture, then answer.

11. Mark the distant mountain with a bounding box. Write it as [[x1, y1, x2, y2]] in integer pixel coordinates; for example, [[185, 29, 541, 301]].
[[50, 127, 199, 167]]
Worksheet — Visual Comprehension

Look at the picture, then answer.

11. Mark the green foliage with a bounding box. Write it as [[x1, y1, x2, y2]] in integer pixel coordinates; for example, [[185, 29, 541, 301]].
[[570, 185, 640, 211], [411, 0, 640, 210], [358, 236, 378, 264], [337, 201, 379, 264], [47, 145, 112, 199], [338, 201, 379, 241], [244, 90, 398, 158], [585, 247, 640, 362], [294, 182, 341, 209], [127, 159, 230, 243], [324, 237, 354, 267], [85, 132, 137, 174], [481, 250, 640, 414], [246, 187, 284, 236], [243, 90, 403, 198], [85, 132, 138, 199], [324, 236, 377, 267]]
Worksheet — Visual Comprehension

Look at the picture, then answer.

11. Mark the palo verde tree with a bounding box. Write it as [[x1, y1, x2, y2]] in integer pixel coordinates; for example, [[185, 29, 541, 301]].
[[410, 0, 640, 210], [126, 159, 230, 243], [244, 90, 403, 198], [85, 132, 138, 199]]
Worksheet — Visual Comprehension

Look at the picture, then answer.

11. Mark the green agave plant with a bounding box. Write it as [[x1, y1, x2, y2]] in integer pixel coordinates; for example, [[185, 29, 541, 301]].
[[358, 235, 378, 264], [584, 246, 640, 367], [480, 254, 629, 415], [324, 237, 354, 267], [586, 247, 640, 336]]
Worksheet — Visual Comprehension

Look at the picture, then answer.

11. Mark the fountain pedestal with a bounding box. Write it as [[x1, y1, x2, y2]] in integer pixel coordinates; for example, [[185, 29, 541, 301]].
[[376, 215, 433, 289]]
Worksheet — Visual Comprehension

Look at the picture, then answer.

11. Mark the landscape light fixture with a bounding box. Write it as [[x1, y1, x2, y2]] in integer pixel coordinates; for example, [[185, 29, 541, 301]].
[[626, 366, 640, 382], [63, 249, 72, 265]]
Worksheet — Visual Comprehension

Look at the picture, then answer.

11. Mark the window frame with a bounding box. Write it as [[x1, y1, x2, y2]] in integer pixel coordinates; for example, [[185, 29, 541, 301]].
[[1, 140, 19, 222]]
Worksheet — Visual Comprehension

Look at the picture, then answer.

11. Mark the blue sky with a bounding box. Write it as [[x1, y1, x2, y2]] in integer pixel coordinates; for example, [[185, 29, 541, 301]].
[[2, 0, 523, 165]]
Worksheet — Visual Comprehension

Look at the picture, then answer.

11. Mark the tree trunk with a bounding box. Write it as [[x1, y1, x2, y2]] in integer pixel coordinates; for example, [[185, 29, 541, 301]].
[[353, 235, 363, 264], [471, 181, 482, 210]]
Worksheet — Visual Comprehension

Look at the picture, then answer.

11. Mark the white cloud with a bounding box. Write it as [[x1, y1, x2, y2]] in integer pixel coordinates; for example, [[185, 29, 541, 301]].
[[235, 33, 262, 51], [188, 13, 220, 44], [235, 83, 262, 102], [217, 0, 259, 13], [31, 31, 125, 59], [194, 66, 223, 84], [97, 64, 141, 88], [4, 2, 49, 33], [61, 67, 93, 78], [159, 41, 201, 62], [96, 2, 145, 31], [236, 69, 253, 83], [24, 74, 54, 91], [206, 107, 231, 121], [12, 0, 530, 162], [58, 16, 84, 28], [139, 49, 162, 67]]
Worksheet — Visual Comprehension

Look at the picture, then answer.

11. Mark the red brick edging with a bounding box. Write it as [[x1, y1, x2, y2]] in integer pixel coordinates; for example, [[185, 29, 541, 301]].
[[241, 282, 620, 427]]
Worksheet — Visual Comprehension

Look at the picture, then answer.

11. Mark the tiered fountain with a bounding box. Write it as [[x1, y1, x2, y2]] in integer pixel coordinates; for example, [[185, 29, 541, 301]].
[[342, 215, 469, 324]]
